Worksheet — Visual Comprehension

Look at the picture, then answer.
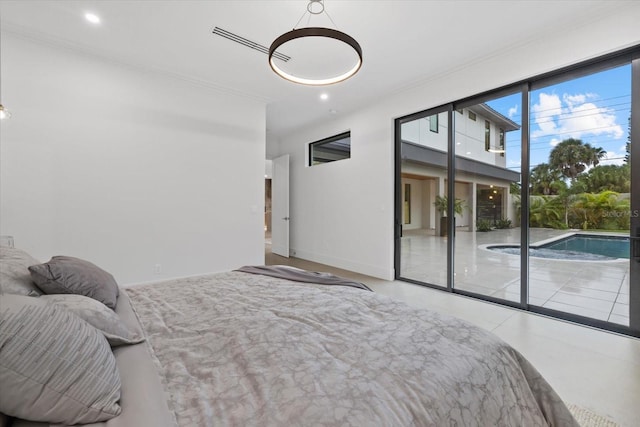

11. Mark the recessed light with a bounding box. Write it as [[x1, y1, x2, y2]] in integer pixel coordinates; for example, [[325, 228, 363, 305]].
[[85, 12, 101, 24], [320, 93, 329, 101]]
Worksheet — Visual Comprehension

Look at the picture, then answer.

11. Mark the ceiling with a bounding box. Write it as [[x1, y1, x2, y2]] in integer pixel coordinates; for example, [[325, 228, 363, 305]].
[[0, 1, 630, 139]]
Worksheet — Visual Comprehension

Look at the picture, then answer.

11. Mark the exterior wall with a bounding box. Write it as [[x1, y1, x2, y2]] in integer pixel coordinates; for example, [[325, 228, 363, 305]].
[[402, 110, 507, 168], [0, 34, 266, 285], [454, 109, 507, 168], [400, 113, 448, 151]]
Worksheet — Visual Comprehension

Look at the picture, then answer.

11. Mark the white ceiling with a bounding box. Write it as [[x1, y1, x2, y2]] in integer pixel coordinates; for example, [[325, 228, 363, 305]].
[[0, 1, 630, 139]]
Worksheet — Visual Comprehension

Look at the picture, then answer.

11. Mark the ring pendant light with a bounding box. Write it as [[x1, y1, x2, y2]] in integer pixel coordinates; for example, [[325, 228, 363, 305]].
[[269, 0, 362, 86]]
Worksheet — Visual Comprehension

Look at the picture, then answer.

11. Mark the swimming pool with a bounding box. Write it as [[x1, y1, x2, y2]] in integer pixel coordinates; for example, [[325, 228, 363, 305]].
[[487, 234, 630, 261], [543, 234, 629, 259]]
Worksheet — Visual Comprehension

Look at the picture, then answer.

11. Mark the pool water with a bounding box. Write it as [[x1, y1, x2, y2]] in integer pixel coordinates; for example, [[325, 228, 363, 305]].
[[543, 235, 629, 259], [487, 234, 629, 260]]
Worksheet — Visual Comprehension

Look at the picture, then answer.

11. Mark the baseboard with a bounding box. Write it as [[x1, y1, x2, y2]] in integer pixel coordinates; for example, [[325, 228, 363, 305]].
[[289, 248, 394, 281]]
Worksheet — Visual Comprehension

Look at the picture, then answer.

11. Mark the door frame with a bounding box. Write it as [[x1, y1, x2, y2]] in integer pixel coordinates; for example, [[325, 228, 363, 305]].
[[271, 154, 290, 258]]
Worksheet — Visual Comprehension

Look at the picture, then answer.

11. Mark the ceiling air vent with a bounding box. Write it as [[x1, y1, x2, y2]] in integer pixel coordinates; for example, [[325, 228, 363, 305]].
[[212, 27, 290, 62]]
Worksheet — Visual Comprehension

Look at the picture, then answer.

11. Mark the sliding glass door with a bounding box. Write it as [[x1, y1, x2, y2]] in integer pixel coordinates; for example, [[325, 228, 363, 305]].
[[453, 91, 523, 304], [528, 63, 634, 327], [395, 46, 640, 336], [396, 108, 450, 289]]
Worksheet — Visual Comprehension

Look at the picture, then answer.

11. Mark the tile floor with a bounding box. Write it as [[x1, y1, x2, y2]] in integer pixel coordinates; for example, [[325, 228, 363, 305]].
[[265, 246, 640, 427], [401, 228, 630, 325]]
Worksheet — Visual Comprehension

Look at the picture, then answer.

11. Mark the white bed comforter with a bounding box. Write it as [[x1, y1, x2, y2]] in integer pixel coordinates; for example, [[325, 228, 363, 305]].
[[124, 270, 578, 427]]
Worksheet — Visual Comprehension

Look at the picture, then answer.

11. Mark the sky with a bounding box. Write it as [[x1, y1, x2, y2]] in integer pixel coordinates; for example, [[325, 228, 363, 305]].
[[486, 63, 631, 173]]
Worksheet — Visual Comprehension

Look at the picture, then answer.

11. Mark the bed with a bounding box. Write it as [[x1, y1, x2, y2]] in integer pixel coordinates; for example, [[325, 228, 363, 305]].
[[0, 248, 579, 426]]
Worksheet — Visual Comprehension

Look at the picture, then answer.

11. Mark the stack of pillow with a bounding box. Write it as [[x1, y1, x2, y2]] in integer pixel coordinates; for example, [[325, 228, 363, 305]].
[[0, 246, 145, 425]]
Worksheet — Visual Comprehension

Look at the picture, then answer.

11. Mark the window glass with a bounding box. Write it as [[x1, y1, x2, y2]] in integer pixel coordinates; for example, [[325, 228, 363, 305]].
[[429, 115, 439, 133], [309, 132, 351, 165]]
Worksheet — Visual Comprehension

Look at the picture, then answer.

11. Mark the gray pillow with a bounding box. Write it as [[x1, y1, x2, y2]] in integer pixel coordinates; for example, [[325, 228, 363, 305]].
[[0, 295, 122, 424], [29, 256, 119, 309], [0, 247, 42, 296], [40, 294, 145, 347]]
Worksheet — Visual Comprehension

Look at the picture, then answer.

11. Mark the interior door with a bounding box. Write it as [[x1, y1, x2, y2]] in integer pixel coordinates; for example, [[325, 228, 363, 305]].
[[271, 154, 290, 258]]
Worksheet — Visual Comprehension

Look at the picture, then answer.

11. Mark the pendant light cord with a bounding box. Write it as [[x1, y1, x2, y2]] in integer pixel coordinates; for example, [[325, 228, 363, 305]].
[[293, 0, 338, 30]]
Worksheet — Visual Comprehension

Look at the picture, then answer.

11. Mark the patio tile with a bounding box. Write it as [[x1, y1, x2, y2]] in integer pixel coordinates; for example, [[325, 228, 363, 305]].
[[489, 289, 520, 304], [548, 293, 614, 313], [454, 282, 498, 295], [562, 277, 622, 293], [505, 283, 557, 301], [608, 314, 630, 326], [556, 286, 618, 302], [400, 227, 630, 326], [611, 302, 629, 317], [542, 301, 609, 321], [528, 279, 566, 292], [616, 293, 630, 304]]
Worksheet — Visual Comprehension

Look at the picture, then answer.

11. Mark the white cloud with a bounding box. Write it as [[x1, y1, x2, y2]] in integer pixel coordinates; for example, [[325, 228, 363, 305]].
[[549, 138, 561, 147], [599, 150, 627, 166], [530, 91, 623, 141], [508, 104, 518, 119], [531, 93, 562, 137]]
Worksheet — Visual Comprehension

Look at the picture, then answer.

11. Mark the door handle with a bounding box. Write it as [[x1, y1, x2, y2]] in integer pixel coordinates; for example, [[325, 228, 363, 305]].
[[631, 234, 640, 262], [282, 217, 290, 221]]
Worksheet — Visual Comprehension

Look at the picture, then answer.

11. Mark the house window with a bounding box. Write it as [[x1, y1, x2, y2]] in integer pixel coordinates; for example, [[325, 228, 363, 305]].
[[499, 128, 505, 157], [309, 131, 351, 166], [468, 110, 476, 121], [484, 120, 491, 151], [429, 115, 438, 133]]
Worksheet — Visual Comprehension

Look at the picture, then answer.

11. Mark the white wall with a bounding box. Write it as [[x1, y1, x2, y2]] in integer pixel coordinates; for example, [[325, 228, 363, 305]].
[[273, 6, 640, 280], [0, 34, 266, 285]]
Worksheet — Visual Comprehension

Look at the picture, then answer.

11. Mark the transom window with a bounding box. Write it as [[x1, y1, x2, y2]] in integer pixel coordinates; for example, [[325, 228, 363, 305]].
[[309, 131, 351, 166]]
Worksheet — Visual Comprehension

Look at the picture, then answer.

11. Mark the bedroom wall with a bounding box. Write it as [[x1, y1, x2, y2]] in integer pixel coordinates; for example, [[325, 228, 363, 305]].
[[0, 34, 266, 285], [273, 4, 640, 280]]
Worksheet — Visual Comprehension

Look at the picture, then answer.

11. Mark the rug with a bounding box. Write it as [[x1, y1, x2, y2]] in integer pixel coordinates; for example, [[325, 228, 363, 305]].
[[568, 404, 619, 427]]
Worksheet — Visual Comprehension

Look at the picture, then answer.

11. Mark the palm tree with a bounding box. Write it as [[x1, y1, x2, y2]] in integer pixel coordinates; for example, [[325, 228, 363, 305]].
[[584, 142, 606, 167], [530, 163, 564, 195], [549, 138, 606, 182]]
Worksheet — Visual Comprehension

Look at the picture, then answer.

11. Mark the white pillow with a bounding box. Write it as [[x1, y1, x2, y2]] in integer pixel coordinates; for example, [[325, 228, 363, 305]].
[[0, 247, 42, 296], [40, 294, 145, 347], [0, 295, 122, 424]]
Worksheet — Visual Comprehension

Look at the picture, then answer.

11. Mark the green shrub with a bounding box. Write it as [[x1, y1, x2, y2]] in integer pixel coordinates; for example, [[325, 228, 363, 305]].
[[476, 219, 493, 232], [495, 218, 512, 229]]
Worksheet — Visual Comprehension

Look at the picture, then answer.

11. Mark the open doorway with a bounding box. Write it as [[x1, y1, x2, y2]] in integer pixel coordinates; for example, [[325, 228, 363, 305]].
[[265, 160, 272, 252]]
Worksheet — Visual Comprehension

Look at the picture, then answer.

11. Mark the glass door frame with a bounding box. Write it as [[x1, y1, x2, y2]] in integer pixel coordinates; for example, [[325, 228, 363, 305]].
[[451, 85, 529, 310], [394, 44, 640, 337], [630, 54, 640, 331], [394, 104, 454, 292]]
